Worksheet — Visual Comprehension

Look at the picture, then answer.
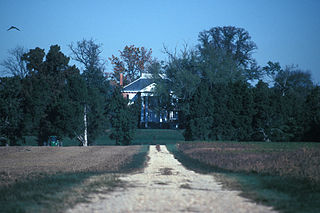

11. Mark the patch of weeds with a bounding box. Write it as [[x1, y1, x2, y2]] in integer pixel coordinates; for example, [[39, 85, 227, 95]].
[[180, 183, 192, 189], [154, 181, 169, 185], [156, 144, 161, 152], [159, 167, 173, 175], [183, 207, 201, 212]]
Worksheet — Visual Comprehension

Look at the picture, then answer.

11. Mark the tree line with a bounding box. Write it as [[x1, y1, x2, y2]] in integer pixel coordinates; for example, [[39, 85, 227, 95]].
[[0, 40, 141, 146], [1, 26, 320, 145], [153, 26, 320, 142]]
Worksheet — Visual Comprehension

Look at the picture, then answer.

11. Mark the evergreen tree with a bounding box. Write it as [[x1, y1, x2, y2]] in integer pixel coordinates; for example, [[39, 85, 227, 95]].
[[0, 77, 24, 145], [49, 67, 87, 141], [227, 81, 254, 141], [210, 83, 233, 140], [107, 87, 136, 145], [252, 80, 272, 141], [185, 81, 214, 140], [22, 45, 87, 145], [303, 86, 320, 141], [86, 86, 108, 144]]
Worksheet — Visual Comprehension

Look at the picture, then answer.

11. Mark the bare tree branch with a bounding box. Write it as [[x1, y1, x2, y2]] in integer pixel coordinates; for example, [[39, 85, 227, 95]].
[[69, 38, 104, 72], [0, 46, 28, 78]]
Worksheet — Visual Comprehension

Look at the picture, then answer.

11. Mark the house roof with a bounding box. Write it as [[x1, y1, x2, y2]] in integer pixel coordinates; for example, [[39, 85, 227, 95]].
[[123, 73, 155, 92]]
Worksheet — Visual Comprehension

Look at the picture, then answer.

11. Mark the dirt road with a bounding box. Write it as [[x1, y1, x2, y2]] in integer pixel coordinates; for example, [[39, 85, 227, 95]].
[[68, 145, 276, 213]]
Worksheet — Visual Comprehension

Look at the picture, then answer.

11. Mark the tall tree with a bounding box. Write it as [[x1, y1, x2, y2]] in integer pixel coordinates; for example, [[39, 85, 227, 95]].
[[184, 80, 214, 141], [69, 39, 105, 73], [21, 47, 48, 140], [252, 80, 273, 141], [152, 78, 174, 126], [270, 65, 314, 141], [107, 87, 136, 145], [304, 86, 320, 141], [210, 83, 233, 140], [198, 26, 260, 82], [1, 46, 28, 78], [227, 81, 254, 141], [109, 45, 152, 85], [22, 45, 86, 145], [0, 77, 24, 145], [156, 26, 259, 131], [21, 47, 45, 74], [274, 65, 313, 97], [262, 61, 282, 85], [161, 47, 201, 128], [69, 39, 110, 146]]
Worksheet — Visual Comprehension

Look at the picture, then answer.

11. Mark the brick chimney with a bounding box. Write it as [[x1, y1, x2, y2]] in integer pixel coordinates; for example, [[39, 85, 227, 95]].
[[120, 73, 123, 86]]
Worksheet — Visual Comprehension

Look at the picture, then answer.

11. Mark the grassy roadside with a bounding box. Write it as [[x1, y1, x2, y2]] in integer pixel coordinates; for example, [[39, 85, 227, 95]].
[[120, 145, 149, 172], [88, 129, 184, 145], [167, 143, 320, 213], [17, 129, 184, 146], [0, 172, 118, 213], [0, 145, 149, 213], [131, 129, 184, 145]]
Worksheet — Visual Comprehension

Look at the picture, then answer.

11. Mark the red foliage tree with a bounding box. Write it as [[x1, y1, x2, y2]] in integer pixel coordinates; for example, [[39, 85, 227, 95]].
[[109, 45, 152, 85]]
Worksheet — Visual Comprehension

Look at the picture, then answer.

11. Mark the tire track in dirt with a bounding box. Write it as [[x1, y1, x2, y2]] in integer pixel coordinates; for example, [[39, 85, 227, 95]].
[[67, 145, 276, 213]]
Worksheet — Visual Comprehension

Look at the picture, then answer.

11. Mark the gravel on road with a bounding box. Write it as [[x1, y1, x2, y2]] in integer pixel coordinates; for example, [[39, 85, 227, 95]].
[[68, 145, 276, 213]]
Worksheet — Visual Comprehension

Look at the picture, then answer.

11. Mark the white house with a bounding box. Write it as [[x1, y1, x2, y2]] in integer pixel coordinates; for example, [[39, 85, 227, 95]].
[[122, 73, 178, 128]]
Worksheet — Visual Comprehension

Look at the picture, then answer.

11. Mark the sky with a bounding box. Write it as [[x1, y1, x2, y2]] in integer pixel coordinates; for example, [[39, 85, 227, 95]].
[[1, 0, 320, 83]]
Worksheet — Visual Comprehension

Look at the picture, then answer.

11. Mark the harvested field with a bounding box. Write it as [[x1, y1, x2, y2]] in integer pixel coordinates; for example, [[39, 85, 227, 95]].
[[0, 146, 141, 186], [171, 142, 320, 213], [177, 142, 320, 183]]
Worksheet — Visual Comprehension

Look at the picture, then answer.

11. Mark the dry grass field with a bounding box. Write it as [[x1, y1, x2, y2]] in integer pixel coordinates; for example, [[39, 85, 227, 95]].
[[0, 146, 141, 186], [169, 142, 320, 213], [0, 145, 148, 213], [177, 142, 320, 183]]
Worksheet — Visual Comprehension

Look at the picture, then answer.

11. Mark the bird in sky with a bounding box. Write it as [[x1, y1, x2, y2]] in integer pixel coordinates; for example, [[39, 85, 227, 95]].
[[7, 26, 20, 31]]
